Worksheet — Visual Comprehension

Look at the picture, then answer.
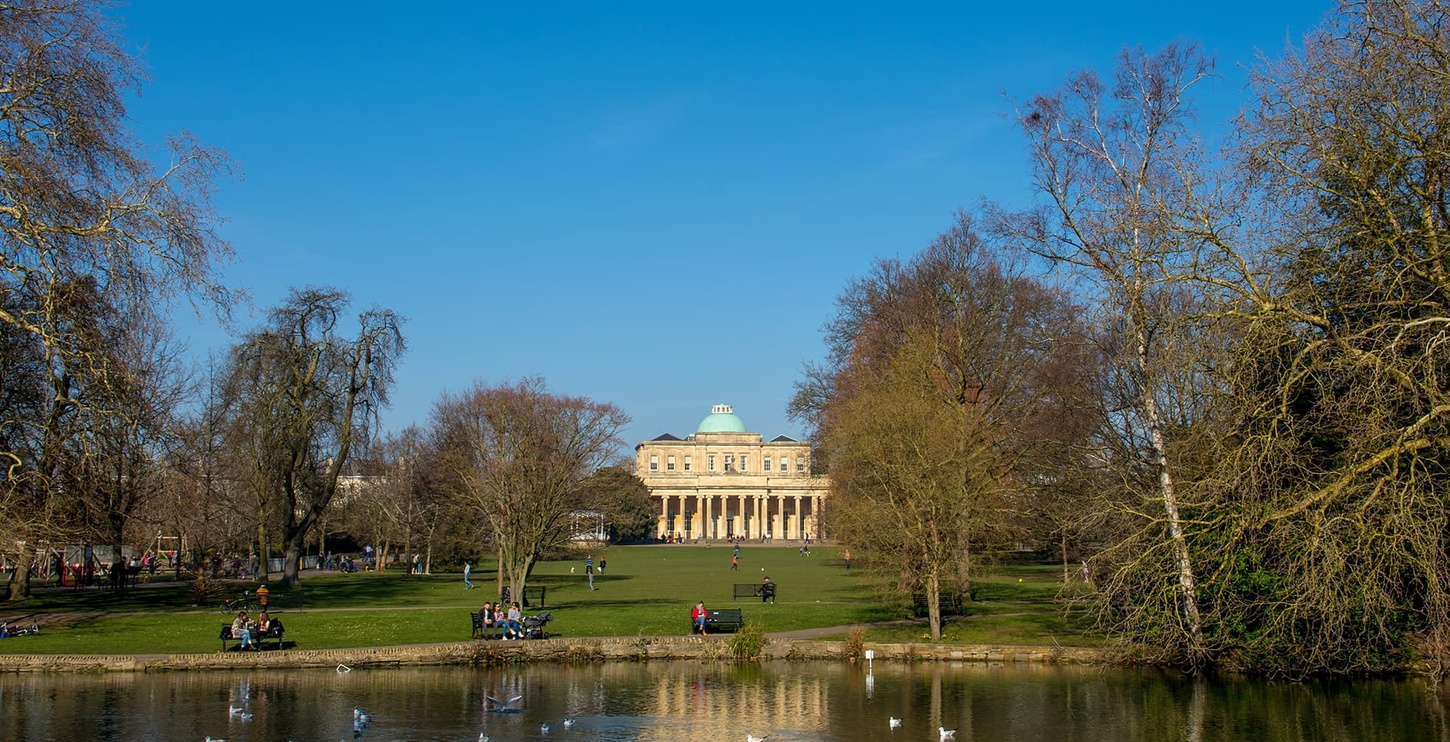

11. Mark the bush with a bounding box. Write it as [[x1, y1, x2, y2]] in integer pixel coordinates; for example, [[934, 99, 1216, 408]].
[[726, 622, 769, 662]]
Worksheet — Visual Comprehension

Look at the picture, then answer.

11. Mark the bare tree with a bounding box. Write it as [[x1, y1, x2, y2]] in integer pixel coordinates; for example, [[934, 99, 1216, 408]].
[[1001, 44, 1224, 660], [224, 288, 404, 587], [431, 377, 627, 603], [1201, 0, 1450, 673], [0, 2, 234, 600]]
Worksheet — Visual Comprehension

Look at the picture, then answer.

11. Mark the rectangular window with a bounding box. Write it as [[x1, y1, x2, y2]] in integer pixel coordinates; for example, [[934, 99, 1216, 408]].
[[741, 455, 748, 472], [649, 455, 658, 472], [724, 455, 734, 472], [667, 455, 676, 472], [764, 456, 772, 472], [684, 456, 693, 472], [780, 457, 789, 472], [708, 455, 716, 472], [797, 457, 807, 473]]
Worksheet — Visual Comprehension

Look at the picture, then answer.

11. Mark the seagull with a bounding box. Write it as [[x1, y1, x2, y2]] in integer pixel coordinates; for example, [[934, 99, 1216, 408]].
[[747, 736, 770, 742], [563, 718, 575, 728], [353, 708, 372, 725], [205, 737, 225, 742], [234, 712, 253, 722], [336, 664, 352, 673], [229, 705, 244, 716], [478, 734, 489, 742], [889, 717, 902, 729], [540, 722, 551, 733], [484, 694, 524, 713], [940, 727, 956, 740]]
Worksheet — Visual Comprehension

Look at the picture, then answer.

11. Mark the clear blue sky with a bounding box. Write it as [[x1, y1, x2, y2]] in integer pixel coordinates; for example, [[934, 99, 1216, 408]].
[[114, 1, 1332, 450]]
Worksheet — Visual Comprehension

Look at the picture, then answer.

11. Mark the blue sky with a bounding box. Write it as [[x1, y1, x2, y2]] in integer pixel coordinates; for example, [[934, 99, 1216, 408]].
[[114, 1, 1332, 451]]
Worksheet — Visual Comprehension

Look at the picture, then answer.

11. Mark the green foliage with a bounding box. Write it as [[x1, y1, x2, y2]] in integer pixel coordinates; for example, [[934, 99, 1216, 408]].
[[726, 622, 768, 661]]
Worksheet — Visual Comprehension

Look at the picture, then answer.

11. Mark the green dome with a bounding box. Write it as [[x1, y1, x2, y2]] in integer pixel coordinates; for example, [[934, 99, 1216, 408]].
[[697, 404, 748, 433]]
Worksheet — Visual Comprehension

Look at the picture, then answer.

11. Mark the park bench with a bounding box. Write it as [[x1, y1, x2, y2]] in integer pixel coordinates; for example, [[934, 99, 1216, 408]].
[[498, 585, 548, 609], [470, 612, 508, 640], [732, 582, 777, 603], [911, 592, 964, 618], [218, 619, 286, 652], [700, 608, 745, 633]]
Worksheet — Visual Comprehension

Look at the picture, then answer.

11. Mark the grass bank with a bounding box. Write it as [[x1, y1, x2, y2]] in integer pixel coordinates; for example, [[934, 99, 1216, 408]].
[[0, 545, 1101, 655]]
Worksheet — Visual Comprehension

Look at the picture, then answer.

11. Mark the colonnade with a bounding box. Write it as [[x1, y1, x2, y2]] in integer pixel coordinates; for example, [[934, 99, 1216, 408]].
[[655, 491, 822, 541]]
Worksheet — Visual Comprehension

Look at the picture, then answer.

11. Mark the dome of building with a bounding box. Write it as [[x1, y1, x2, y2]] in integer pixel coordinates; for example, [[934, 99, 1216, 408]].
[[696, 404, 748, 433]]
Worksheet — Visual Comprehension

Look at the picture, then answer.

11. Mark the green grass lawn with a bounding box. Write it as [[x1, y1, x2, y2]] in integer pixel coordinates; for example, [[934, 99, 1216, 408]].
[[0, 546, 1102, 654]]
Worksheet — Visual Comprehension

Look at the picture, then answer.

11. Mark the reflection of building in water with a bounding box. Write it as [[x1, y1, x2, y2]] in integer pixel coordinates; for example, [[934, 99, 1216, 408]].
[[636, 663, 835, 740], [635, 404, 830, 541]]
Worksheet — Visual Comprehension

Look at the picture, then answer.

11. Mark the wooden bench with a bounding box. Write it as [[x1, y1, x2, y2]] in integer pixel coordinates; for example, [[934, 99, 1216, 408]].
[[732, 583, 762, 601], [699, 608, 744, 633], [219, 620, 287, 652], [470, 612, 508, 640], [498, 585, 548, 608], [911, 592, 964, 618]]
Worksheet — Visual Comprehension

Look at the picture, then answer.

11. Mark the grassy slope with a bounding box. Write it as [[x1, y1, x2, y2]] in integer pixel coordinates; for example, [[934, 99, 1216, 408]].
[[0, 546, 1101, 654]]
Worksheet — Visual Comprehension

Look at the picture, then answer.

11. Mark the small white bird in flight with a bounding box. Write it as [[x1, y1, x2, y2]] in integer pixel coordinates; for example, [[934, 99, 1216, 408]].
[[940, 727, 957, 740], [485, 694, 524, 712], [889, 716, 902, 728]]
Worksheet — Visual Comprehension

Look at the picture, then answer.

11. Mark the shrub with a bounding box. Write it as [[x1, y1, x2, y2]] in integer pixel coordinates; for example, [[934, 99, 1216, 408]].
[[726, 622, 768, 662]]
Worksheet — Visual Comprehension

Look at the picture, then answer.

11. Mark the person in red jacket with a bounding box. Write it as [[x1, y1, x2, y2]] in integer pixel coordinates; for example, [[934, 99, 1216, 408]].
[[691, 601, 708, 634]]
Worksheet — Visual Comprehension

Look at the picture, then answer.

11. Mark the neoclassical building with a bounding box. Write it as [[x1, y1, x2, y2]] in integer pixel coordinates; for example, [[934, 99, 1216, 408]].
[[635, 404, 829, 541]]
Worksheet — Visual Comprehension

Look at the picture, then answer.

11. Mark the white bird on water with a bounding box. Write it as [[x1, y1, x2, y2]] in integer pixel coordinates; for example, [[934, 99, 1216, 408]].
[[205, 737, 225, 742], [747, 735, 770, 742], [563, 718, 575, 728], [229, 705, 244, 716], [540, 722, 551, 733], [940, 727, 957, 740], [889, 716, 902, 728], [478, 734, 489, 742], [354, 708, 372, 725]]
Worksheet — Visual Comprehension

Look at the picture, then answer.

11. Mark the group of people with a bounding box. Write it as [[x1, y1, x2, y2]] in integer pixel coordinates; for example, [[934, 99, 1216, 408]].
[[480, 601, 527, 639], [230, 609, 281, 651]]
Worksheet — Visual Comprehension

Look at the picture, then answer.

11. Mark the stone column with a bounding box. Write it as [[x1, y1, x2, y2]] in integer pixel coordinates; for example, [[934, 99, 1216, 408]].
[[704, 494, 714, 540], [792, 495, 802, 539], [658, 494, 669, 540]]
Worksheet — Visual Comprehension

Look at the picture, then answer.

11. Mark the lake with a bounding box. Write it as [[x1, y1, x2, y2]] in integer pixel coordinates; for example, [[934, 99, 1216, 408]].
[[0, 660, 1444, 741]]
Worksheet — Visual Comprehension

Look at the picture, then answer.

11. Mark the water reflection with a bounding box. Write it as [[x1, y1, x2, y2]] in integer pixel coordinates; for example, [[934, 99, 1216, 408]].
[[1, 661, 1447, 741]]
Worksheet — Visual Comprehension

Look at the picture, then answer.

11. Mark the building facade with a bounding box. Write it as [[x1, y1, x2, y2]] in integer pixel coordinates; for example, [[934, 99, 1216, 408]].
[[635, 404, 828, 541]]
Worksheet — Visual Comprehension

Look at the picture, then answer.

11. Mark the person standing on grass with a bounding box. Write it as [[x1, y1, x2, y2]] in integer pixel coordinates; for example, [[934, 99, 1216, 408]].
[[463, 562, 473, 589], [731, 554, 739, 571], [843, 550, 852, 570]]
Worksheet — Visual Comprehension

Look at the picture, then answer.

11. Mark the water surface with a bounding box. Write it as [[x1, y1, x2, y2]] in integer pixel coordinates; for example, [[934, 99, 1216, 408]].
[[1, 660, 1445, 741]]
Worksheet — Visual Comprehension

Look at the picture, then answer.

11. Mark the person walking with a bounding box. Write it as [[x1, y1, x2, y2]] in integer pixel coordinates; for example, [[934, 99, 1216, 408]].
[[585, 555, 596, 590], [731, 554, 739, 571], [843, 550, 852, 570], [463, 562, 474, 589]]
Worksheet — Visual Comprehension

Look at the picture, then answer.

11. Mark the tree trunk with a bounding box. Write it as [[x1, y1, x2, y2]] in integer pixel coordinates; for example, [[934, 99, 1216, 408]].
[[926, 567, 942, 641], [1140, 327, 1204, 645], [5, 548, 34, 601], [1061, 532, 1070, 587]]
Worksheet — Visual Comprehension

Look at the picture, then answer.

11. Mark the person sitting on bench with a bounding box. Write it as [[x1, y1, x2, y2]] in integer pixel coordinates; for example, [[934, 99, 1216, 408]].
[[691, 600, 709, 634], [231, 611, 255, 651], [505, 602, 524, 639]]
